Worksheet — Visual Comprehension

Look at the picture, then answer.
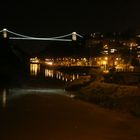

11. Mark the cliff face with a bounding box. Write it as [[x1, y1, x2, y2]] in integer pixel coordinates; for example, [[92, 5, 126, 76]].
[[0, 37, 29, 86]]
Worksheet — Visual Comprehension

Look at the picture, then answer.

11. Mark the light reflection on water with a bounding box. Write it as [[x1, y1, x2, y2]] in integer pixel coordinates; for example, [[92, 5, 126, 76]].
[[0, 63, 81, 107], [45, 69, 79, 82], [0, 88, 7, 108], [8, 88, 67, 99], [0, 88, 70, 108], [30, 63, 79, 82], [30, 63, 40, 76]]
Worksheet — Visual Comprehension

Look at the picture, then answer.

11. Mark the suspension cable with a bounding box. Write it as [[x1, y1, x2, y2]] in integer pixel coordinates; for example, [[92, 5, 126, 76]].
[[9, 37, 72, 42], [7, 29, 36, 38], [51, 33, 72, 39], [0, 30, 4, 33], [7, 29, 72, 39], [76, 33, 83, 38], [1, 28, 83, 41]]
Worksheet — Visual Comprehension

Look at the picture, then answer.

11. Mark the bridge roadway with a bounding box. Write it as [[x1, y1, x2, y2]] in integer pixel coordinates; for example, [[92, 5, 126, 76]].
[[0, 88, 140, 140]]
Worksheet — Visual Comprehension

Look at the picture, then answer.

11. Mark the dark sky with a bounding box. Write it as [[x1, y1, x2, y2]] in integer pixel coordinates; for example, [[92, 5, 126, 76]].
[[1, 0, 140, 36]]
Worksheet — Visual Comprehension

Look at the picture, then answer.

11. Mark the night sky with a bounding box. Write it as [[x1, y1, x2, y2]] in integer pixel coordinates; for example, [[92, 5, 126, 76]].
[[1, 0, 140, 37]]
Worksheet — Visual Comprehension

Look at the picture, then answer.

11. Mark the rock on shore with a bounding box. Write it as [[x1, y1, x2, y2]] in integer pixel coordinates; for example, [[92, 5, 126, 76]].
[[66, 76, 140, 117]]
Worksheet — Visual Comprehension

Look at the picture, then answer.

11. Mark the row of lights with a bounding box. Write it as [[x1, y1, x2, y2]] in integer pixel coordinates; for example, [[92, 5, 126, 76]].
[[30, 63, 79, 82]]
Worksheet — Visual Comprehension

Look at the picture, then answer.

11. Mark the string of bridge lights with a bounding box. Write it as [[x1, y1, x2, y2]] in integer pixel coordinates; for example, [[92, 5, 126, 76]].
[[0, 28, 83, 42]]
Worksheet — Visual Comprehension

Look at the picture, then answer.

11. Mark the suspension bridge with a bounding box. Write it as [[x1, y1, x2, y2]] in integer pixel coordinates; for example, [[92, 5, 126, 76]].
[[0, 28, 83, 42]]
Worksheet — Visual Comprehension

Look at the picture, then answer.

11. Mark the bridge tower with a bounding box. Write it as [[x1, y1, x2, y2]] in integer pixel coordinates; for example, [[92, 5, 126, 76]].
[[2, 28, 8, 39], [72, 32, 77, 41]]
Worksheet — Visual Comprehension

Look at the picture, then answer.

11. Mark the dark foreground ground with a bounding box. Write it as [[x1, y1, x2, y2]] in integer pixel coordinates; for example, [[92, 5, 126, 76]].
[[0, 91, 140, 140]]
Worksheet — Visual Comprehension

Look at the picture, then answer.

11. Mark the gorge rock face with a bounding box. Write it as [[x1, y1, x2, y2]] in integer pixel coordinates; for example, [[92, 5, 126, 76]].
[[0, 37, 28, 86]]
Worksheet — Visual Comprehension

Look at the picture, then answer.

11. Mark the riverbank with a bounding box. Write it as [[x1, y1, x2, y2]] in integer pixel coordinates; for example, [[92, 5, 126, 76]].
[[66, 76, 140, 117], [1, 91, 140, 140]]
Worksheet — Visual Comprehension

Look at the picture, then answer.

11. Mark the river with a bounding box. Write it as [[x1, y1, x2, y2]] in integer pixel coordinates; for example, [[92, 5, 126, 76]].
[[0, 63, 82, 108], [0, 63, 140, 140]]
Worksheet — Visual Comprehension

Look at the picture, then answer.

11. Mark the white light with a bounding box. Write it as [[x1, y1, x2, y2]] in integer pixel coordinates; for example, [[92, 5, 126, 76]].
[[72, 32, 77, 41], [30, 57, 39, 63], [110, 49, 116, 53], [46, 62, 53, 65], [3, 28, 8, 38], [2, 89, 7, 108]]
